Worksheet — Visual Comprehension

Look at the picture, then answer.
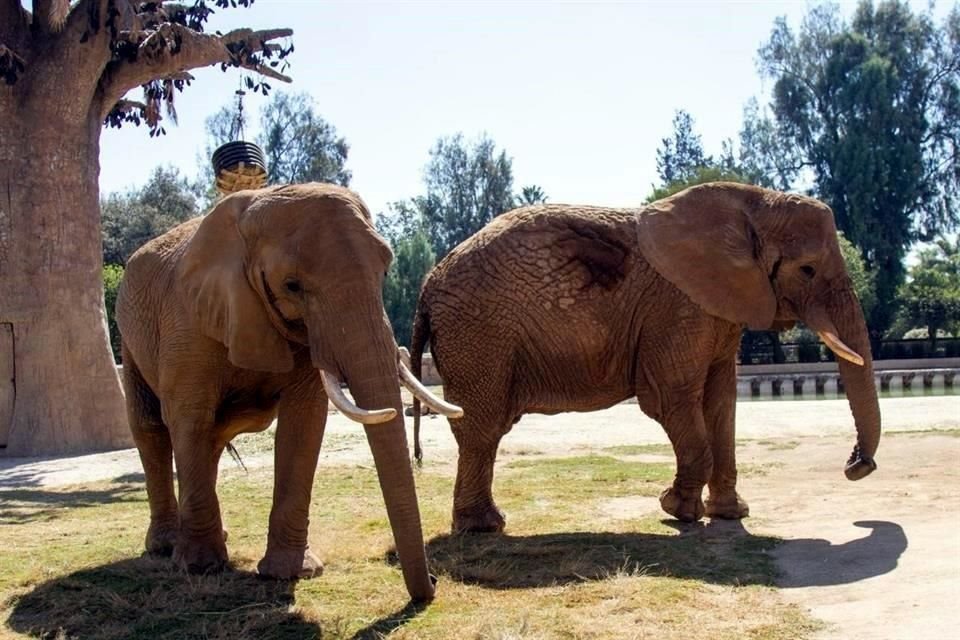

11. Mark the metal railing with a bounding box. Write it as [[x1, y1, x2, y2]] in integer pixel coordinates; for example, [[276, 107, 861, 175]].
[[738, 335, 960, 365]]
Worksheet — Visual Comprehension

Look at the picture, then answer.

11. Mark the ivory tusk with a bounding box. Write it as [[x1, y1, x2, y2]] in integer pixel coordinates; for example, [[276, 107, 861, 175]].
[[398, 361, 464, 418], [816, 331, 865, 367], [320, 370, 397, 424]]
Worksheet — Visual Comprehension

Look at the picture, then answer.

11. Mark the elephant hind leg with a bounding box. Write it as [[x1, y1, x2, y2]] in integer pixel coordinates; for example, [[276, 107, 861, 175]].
[[121, 348, 178, 556], [702, 352, 749, 519], [652, 400, 713, 523], [450, 407, 513, 534]]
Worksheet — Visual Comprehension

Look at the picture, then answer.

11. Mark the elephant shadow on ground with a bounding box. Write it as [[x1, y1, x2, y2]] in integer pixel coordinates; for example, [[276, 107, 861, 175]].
[[772, 520, 908, 588], [349, 600, 430, 640], [5, 555, 427, 640], [422, 519, 907, 589], [0, 482, 144, 525], [5, 557, 316, 639], [7, 555, 430, 639]]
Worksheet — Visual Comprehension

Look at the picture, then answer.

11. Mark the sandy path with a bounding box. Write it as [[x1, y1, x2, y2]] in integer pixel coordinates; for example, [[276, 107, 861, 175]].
[[1, 395, 957, 639]]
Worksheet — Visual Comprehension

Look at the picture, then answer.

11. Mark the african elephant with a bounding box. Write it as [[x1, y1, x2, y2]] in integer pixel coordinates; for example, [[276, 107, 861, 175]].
[[410, 182, 879, 532], [116, 183, 460, 601]]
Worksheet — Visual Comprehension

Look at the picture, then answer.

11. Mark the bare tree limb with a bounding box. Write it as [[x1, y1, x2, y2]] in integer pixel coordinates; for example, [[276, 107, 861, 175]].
[[0, 0, 31, 47], [164, 71, 196, 83], [113, 98, 148, 113], [99, 24, 293, 119]]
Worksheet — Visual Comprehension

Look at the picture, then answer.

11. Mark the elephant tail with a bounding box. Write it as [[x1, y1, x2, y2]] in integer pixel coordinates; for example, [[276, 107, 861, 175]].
[[409, 297, 431, 467]]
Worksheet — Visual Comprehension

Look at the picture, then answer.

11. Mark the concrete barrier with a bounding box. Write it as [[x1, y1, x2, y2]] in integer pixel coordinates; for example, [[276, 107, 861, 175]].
[[116, 357, 959, 400]]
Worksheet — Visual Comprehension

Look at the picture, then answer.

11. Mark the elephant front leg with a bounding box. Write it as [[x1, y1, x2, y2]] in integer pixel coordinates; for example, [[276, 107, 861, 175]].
[[168, 410, 229, 574], [658, 401, 712, 523], [702, 355, 749, 519], [452, 431, 506, 533], [258, 382, 326, 579]]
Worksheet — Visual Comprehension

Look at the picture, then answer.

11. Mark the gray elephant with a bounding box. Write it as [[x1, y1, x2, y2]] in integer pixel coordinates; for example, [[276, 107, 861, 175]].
[[116, 183, 460, 601], [411, 182, 879, 532]]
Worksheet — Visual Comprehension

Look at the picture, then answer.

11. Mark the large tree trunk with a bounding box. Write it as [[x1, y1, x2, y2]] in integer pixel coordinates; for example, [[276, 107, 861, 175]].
[[0, 104, 130, 456]]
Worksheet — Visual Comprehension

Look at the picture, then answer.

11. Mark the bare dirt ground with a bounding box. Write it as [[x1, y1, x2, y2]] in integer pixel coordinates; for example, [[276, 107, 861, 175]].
[[2, 395, 958, 639]]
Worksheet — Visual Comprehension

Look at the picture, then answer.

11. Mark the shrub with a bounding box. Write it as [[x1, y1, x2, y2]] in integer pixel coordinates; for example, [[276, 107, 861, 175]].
[[103, 264, 124, 362]]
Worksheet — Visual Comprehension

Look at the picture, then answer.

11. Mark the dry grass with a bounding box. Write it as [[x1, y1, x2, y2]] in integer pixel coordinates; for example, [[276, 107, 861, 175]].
[[0, 452, 818, 639], [752, 440, 801, 451], [883, 427, 960, 438]]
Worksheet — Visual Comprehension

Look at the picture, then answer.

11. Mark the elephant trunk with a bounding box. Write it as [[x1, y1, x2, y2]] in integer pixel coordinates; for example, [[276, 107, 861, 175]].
[[310, 304, 435, 602], [805, 287, 881, 480]]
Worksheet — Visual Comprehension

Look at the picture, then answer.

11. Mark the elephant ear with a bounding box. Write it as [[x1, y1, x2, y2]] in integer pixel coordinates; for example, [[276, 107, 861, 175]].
[[178, 192, 294, 373], [636, 187, 776, 330]]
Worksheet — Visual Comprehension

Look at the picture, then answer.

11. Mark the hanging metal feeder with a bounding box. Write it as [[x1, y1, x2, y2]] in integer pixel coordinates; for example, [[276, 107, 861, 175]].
[[212, 88, 268, 195], [212, 140, 268, 194]]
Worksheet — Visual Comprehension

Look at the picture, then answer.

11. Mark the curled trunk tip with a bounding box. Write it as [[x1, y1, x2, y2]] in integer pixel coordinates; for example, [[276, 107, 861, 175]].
[[845, 446, 878, 481]]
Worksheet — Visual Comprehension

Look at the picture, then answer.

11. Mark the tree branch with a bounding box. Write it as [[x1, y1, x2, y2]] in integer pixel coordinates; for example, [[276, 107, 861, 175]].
[[32, 0, 70, 33], [99, 24, 293, 119], [114, 98, 148, 113], [0, 44, 26, 85], [0, 0, 30, 49]]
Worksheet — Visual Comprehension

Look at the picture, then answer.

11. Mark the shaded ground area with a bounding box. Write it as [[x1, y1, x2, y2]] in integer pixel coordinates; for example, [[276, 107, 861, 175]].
[[1, 395, 957, 639]]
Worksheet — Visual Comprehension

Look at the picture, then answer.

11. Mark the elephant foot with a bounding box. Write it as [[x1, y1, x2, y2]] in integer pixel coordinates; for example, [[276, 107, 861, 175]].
[[173, 530, 229, 574], [453, 504, 506, 533], [706, 491, 750, 519], [145, 518, 179, 557], [659, 486, 705, 523], [258, 546, 323, 580]]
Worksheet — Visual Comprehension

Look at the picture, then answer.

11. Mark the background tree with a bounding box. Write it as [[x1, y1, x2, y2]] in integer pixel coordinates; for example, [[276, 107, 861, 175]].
[[838, 231, 878, 320], [649, 109, 751, 202], [735, 98, 800, 190], [417, 133, 516, 258], [515, 184, 548, 207], [892, 237, 960, 349], [101, 166, 200, 266], [259, 91, 350, 186], [375, 132, 520, 344], [757, 1, 960, 335], [646, 165, 747, 203], [204, 90, 350, 191], [382, 231, 436, 348], [655, 110, 710, 185], [0, 0, 291, 455], [103, 264, 124, 363]]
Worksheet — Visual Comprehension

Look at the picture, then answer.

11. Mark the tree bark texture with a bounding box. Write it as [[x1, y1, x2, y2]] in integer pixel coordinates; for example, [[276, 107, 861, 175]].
[[0, 0, 291, 455], [0, 108, 130, 456]]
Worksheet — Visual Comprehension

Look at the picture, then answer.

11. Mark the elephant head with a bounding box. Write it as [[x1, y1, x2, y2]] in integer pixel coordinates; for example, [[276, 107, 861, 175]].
[[176, 183, 460, 601], [637, 182, 879, 480]]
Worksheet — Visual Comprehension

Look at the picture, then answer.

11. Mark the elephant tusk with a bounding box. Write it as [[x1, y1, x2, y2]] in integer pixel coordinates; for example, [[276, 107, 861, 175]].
[[320, 370, 397, 424], [398, 361, 464, 418], [817, 331, 865, 367]]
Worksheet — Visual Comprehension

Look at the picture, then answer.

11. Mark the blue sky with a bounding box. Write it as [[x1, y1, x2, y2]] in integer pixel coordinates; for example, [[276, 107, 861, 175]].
[[97, 1, 949, 217]]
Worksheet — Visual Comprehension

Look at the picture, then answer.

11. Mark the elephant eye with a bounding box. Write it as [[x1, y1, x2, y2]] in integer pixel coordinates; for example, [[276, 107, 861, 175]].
[[284, 279, 302, 294], [800, 265, 816, 280]]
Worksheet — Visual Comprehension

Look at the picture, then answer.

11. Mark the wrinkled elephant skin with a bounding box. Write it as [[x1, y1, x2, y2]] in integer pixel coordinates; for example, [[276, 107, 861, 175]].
[[410, 182, 880, 532], [117, 183, 435, 602]]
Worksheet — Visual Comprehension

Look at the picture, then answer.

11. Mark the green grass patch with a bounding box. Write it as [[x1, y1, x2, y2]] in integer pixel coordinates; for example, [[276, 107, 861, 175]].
[[0, 455, 816, 639], [602, 443, 675, 456]]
